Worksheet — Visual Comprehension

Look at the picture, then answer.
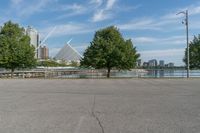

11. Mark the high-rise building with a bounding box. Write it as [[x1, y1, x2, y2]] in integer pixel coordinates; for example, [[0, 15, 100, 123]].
[[39, 46, 49, 59], [168, 63, 174, 67], [159, 60, 165, 67], [143, 62, 149, 67], [149, 59, 157, 67], [26, 26, 39, 58]]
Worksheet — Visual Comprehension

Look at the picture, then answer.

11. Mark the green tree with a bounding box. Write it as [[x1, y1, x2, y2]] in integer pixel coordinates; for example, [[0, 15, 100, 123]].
[[0, 21, 36, 77], [81, 26, 140, 78], [37, 60, 68, 67], [70, 61, 80, 67], [183, 35, 200, 69]]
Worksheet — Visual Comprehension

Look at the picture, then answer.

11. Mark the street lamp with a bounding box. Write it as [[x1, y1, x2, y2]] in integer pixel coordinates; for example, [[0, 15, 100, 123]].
[[176, 10, 190, 78]]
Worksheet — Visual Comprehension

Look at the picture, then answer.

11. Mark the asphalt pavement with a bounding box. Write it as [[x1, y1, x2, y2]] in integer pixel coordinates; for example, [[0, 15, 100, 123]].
[[0, 79, 200, 133]]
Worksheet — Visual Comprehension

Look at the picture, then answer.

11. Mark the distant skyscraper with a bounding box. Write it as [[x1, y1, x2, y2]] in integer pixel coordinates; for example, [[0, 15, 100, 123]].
[[143, 62, 149, 67], [149, 59, 157, 67], [39, 46, 49, 59], [26, 26, 39, 58], [168, 63, 174, 67], [159, 60, 165, 67]]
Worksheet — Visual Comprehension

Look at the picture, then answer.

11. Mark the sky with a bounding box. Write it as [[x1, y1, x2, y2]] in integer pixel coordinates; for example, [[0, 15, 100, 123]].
[[1, 0, 200, 66]]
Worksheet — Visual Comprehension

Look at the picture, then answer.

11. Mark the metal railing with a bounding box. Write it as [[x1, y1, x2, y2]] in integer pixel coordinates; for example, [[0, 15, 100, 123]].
[[1, 69, 200, 79]]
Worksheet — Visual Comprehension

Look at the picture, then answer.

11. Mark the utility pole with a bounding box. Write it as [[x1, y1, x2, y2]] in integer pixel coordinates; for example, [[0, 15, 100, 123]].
[[177, 10, 190, 78]]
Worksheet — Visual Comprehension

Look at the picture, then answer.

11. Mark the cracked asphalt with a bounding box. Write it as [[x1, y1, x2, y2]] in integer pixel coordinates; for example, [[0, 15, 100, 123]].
[[0, 79, 200, 133]]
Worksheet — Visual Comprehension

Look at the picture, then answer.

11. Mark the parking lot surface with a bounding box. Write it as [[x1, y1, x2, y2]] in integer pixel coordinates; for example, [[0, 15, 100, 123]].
[[0, 79, 200, 133]]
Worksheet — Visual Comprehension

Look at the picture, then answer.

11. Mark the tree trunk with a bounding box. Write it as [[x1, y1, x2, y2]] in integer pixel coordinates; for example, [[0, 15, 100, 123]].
[[11, 68, 14, 78], [107, 68, 111, 78]]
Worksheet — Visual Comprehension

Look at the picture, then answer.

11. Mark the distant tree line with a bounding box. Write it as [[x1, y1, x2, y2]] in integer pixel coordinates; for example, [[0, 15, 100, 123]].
[[37, 60, 79, 67], [37, 60, 67, 67]]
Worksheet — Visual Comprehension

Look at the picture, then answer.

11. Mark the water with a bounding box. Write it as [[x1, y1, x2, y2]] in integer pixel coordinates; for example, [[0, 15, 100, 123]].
[[115, 69, 200, 78], [56, 69, 200, 78]]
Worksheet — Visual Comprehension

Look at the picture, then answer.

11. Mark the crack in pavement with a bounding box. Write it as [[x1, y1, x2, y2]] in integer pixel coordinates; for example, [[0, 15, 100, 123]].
[[91, 95, 105, 133]]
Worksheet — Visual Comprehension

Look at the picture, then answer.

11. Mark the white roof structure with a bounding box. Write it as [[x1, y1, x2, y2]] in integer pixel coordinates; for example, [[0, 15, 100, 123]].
[[55, 44, 82, 62]]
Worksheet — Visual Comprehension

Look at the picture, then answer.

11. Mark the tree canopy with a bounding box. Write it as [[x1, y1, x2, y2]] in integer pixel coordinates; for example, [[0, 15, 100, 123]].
[[183, 35, 200, 69], [0, 21, 36, 77], [37, 60, 69, 67], [81, 26, 140, 78]]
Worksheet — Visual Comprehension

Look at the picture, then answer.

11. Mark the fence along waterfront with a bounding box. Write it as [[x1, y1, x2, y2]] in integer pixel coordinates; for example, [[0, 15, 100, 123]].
[[1, 69, 200, 78]]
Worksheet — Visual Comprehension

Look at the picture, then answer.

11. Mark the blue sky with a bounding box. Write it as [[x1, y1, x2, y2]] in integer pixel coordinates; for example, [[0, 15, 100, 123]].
[[1, 0, 200, 66]]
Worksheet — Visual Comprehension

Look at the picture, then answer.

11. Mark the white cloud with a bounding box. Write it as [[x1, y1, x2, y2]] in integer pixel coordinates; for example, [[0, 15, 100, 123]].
[[162, 12, 182, 20], [52, 3, 86, 12], [133, 36, 189, 45], [118, 2, 200, 32], [106, 0, 117, 10], [91, 0, 117, 22], [162, 4, 200, 20], [92, 10, 112, 22], [134, 37, 158, 43], [90, 0, 103, 7], [118, 18, 162, 30], [10, 0, 57, 17], [40, 23, 95, 38], [190, 6, 200, 15], [62, 3, 84, 11], [118, 16, 183, 31], [140, 49, 184, 58], [55, 4, 87, 19]]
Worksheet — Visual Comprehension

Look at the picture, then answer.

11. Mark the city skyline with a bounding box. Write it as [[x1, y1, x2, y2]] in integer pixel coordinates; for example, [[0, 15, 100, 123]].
[[140, 59, 175, 67], [1, 0, 200, 66]]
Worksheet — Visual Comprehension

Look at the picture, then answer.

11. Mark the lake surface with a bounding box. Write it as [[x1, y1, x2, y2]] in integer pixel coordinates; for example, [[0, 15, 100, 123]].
[[113, 69, 200, 78], [56, 69, 200, 78]]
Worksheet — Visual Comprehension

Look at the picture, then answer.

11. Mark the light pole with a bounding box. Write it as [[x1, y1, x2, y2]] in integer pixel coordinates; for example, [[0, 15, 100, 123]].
[[177, 10, 190, 78]]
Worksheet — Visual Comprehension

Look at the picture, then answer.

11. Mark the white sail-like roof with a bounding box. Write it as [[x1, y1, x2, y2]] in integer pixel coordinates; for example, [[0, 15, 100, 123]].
[[55, 44, 82, 61]]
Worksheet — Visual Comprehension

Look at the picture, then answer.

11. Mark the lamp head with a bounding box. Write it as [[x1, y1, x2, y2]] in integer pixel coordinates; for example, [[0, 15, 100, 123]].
[[176, 11, 186, 15]]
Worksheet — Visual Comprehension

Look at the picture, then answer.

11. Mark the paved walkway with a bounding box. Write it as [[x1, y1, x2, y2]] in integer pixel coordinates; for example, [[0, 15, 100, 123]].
[[0, 79, 200, 133]]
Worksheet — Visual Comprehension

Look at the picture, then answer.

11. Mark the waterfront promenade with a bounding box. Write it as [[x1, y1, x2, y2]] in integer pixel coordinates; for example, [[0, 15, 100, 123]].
[[0, 79, 200, 133]]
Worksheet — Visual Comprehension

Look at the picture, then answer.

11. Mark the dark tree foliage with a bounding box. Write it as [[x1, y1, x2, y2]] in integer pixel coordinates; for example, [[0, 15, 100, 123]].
[[81, 26, 140, 78], [37, 60, 68, 67], [183, 35, 200, 69], [0, 21, 36, 77]]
